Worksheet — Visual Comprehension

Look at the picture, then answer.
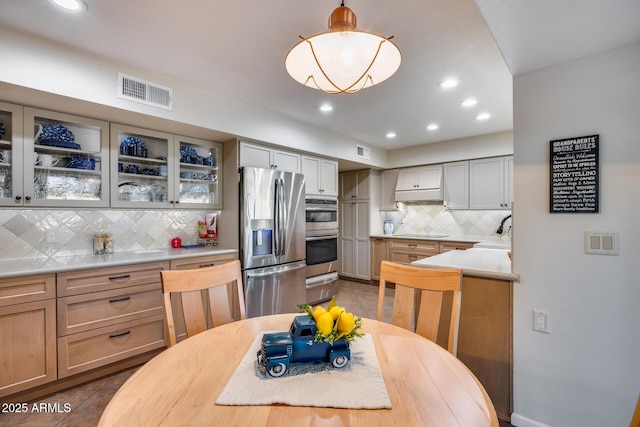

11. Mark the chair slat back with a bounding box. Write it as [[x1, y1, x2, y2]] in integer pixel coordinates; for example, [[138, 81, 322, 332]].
[[378, 260, 462, 354], [161, 260, 246, 347]]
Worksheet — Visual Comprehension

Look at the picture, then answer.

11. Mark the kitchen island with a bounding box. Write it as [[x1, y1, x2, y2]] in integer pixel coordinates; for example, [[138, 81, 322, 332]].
[[411, 246, 516, 423]]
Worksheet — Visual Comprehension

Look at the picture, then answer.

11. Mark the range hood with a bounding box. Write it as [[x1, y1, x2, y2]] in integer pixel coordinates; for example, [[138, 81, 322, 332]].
[[395, 164, 444, 202]]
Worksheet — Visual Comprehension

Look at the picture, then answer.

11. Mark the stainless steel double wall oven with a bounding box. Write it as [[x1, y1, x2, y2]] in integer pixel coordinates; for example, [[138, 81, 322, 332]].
[[305, 197, 339, 304]]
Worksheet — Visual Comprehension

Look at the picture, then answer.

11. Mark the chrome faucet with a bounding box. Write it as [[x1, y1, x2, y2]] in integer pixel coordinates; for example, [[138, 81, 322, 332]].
[[496, 214, 512, 234]]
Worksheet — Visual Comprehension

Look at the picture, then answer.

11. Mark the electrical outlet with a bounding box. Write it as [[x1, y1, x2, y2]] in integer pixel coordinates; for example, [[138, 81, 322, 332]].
[[533, 309, 550, 334], [46, 230, 57, 243]]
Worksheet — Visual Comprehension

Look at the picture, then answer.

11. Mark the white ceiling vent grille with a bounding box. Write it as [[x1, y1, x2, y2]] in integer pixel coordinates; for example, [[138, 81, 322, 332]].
[[355, 144, 371, 160], [118, 73, 173, 110]]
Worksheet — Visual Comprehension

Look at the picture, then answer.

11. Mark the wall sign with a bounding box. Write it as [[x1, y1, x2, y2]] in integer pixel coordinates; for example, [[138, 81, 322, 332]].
[[550, 134, 599, 213]]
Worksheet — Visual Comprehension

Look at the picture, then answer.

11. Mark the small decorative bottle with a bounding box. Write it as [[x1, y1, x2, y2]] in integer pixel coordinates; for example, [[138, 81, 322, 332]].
[[383, 219, 394, 235]]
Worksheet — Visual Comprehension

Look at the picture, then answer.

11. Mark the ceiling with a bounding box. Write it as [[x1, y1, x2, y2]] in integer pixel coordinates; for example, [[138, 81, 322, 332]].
[[1, 1, 639, 152]]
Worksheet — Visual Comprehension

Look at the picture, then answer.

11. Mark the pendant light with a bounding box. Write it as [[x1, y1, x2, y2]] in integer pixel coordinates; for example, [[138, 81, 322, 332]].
[[285, 1, 401, 94]]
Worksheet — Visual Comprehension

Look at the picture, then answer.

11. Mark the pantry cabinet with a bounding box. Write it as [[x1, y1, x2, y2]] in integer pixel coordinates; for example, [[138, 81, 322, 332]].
[[340, 201, 370, 280], [301, 155, 338, 197], [0, 274, 57, 397], [339, 169, 370, 200], [239, 141, 301, 173], [110, 124, 222, 209]]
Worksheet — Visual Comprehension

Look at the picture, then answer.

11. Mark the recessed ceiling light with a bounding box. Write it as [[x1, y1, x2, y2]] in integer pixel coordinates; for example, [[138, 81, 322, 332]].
[[438, 79, 458, 89], [426, 124, 439, 131], [461, 98, 477, 107], [386, 132, 396, 139], [50, 0, 87, 11], [319, 104, 333, 113], [476, 112, 491, 121]]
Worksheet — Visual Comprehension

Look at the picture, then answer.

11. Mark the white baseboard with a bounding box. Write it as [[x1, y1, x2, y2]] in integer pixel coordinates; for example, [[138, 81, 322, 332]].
[[511, 413, 551, 427]]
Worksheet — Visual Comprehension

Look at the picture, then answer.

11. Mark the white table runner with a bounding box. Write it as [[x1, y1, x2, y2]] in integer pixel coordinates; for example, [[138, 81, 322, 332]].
[[216, 333, 391, 409]]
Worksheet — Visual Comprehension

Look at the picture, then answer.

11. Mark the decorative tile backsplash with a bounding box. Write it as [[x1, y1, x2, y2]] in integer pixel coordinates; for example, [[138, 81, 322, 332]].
[[379, 204, 512, 237], [0, 209, 215, 261], [0, 205, 512, 261]]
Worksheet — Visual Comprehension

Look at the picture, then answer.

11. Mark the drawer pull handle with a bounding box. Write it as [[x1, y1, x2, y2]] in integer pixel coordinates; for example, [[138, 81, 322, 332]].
[[108, 274, 131, 281], [109, 296, 131, 303], [109, 330, 131, 339], [199, 263, 215, 268], [408, 244, 418, 248], [409, 255, 418, 259]]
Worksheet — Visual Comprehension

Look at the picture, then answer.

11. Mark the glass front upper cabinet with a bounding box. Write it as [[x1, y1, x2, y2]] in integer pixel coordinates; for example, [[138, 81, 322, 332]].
[[110, 123, 174, 208], [174, 135, 221, 209], [21, 107, 109, 208], [0, 101, 23, 206]]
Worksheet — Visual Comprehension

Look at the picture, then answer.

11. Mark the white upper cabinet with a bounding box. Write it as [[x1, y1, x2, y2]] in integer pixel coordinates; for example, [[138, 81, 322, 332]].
[[469, 156, 513, 209], [380, 169, 400, 210], [302, 155, 338, 196], [443, 161, 469, 210], [396, 165, 442, 191], [240, 141, 301, 173]]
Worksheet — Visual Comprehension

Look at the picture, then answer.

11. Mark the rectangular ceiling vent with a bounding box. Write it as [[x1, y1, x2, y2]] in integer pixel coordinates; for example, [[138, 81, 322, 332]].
[[355, 144, 371, 160], [118, 73, 173, 110]]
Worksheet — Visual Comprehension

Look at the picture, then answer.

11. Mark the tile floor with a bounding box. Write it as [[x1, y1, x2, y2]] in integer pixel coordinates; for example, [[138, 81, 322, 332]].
[[0, 279, 392, 427]]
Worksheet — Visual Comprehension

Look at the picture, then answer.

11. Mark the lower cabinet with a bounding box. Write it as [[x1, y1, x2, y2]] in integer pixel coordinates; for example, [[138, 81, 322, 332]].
[[389, 239, 439, 264], [370, 237, 389, 280], [0, 275, 57, 398], [56, 262, 169, 378], [457, 276, 513, 422]]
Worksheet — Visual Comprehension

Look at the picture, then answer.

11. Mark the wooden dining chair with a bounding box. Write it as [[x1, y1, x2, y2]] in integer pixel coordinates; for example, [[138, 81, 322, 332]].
[[377, 260, 463, 355], [161, 260, 246, 347], [631, 393, 640, 427]]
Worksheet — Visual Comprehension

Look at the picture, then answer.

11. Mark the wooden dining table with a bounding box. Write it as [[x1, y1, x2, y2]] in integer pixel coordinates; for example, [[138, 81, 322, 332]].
[[98, 313, 498, 426]]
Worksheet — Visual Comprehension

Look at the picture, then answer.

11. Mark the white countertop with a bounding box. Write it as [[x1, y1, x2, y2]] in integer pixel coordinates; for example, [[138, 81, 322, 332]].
[[411, 248, 518, 282], [370, 233, 512, 247], [0, 247, 238, 279]]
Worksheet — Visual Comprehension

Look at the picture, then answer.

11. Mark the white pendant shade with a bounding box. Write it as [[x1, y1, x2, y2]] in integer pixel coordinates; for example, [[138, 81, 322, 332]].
[[285, 5, 401, 94]]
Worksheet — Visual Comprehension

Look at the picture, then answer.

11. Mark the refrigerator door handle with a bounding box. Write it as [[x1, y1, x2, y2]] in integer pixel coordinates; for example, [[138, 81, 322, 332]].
[[274, 178, 281, 256], [245, 262, 306, 278], [274, 177, 286, 256]]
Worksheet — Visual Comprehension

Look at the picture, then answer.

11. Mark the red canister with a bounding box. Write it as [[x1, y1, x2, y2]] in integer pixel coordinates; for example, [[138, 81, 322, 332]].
[[171, 237, 182, 248]]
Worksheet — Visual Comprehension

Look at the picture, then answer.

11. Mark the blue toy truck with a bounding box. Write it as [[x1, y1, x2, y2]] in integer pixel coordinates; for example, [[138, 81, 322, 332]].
[[257, 315, 351, 377]]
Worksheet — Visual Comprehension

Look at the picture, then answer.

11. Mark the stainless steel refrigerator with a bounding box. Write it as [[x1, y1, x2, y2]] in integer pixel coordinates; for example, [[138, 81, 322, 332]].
[[240, 167, 307, 317]]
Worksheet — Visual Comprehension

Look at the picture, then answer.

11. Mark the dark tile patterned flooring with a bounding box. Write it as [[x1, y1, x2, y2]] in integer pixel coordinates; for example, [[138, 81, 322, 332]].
[[0, 279, 511, 426]]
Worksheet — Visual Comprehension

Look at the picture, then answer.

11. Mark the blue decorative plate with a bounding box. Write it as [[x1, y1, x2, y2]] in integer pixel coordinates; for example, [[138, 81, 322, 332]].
[[120, 136, 147, 157], [180, 145, 197, 158], [39, 124, 80, 149]]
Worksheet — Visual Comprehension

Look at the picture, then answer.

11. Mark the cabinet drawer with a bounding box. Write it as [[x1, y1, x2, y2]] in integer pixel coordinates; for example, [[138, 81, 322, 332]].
[[440, 241, 476, 253], [390, 252, 435, 265], [57, 314, 166, 378], [0, 274, 55, 307], [389, 239, 440, 253], [57, 283, 163, 336], [170, 254, 237, 270], [57, 261, 169, 297]]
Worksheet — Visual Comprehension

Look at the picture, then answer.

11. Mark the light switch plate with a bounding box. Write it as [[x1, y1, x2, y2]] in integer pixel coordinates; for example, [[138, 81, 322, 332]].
[[584, 231, 619, 255]]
